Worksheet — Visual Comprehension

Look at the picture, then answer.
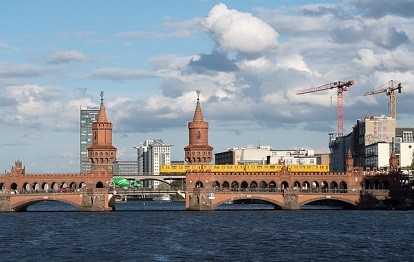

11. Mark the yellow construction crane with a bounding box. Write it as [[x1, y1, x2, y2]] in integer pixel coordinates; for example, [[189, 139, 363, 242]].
[[364, 80, 402, 119]]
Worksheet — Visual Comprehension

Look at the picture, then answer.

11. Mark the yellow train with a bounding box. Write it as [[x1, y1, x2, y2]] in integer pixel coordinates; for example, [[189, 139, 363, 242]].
[[160, 164, 329, 173]]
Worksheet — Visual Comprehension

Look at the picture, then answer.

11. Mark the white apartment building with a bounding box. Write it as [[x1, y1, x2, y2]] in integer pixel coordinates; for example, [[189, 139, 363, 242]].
[[363, 128, 414, 170], [215, 146, 321, 165], [268, 149, 317, 165], [234, 146, 272, 164], [365, 142, 391, 169], [136, 139, 172, 188]]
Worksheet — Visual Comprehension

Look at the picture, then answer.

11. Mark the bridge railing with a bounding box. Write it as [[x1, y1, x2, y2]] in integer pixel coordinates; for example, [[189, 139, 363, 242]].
[[203, 187, 360, 194], [2, 187, 100, 195]]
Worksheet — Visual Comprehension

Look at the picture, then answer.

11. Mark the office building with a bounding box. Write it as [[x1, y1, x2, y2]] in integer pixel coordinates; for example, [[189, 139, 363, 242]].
[[136, 139, 172, 188], [80, 106, 99, 172]]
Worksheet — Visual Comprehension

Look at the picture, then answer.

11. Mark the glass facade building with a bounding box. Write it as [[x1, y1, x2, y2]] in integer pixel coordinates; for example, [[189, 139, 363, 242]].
[[80, 106, 99, 172]]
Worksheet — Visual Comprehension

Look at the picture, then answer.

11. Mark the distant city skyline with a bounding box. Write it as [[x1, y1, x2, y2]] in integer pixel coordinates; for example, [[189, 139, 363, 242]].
[[1, 1, 414, 172]]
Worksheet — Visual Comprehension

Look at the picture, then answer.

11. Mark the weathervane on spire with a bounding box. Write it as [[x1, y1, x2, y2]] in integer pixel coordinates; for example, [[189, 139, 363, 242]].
[[196, 90, 201, 101], [100, 91, 104, 103]]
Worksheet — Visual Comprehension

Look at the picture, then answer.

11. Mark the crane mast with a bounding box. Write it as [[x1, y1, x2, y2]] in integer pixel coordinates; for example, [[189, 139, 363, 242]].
[[297, 80, 355, 136], [364, 80, 402, 119]]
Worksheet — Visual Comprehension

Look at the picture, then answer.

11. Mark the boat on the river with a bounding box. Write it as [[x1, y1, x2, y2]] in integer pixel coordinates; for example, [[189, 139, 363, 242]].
[[152, 194, 171, 202], [115, 196, 127, 203]]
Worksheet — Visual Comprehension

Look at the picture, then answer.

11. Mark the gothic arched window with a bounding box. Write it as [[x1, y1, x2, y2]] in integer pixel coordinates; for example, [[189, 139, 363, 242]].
[[196, 131, 201, 139]]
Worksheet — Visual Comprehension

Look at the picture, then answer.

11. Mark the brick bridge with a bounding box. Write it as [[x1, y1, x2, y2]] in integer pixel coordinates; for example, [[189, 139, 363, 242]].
[[184, 164, 405, 210], [0, 92, 118, 212], [0, 160, 116, 211]]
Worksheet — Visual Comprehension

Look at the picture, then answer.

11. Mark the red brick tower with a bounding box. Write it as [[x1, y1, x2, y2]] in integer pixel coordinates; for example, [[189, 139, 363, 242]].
[[346, 149, 354, 172], [184, 90, 213, 163], [389, 150, 398, 172], [88, 91, 117, 172]]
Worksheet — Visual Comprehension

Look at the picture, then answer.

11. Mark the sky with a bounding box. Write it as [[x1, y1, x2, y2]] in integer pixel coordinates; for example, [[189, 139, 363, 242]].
[[1, 0, 414, 173]]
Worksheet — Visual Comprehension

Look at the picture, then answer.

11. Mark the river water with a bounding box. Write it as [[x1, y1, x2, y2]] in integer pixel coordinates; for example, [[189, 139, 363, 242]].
[[0, 201, 413, 261]]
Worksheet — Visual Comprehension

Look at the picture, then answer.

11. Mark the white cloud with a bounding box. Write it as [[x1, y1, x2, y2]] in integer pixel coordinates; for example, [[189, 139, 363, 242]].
[[353, 48, 414, 71], [203, 3, 278, 53], [46, 50, 86, 64], [0, 62, 51, 78]]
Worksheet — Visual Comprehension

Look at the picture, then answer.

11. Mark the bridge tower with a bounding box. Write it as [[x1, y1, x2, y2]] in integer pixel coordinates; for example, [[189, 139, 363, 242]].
[[389, 150, 398, 172], [88, 91, 117, 172], [346, 149, 354, 172], [184, 90, 213, 163]]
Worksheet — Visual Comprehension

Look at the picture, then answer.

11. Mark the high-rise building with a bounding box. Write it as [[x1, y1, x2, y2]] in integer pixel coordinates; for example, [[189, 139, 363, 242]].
[[136, 139, 172, 188], [80, 106, 99, 172]]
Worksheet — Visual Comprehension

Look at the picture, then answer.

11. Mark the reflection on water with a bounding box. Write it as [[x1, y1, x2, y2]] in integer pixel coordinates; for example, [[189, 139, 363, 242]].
[[26, 201, 344, 212]]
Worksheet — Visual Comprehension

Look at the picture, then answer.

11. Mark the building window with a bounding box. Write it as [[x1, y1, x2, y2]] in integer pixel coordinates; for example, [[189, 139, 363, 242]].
[[196, 131, 201, 139], [403, 131, 413, 142]]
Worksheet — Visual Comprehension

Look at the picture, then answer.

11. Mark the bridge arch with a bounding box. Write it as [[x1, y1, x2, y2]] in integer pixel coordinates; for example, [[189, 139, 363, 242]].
[[42, 183, 49, 191], [211, 196, 284, 210], [293, 181, 300, 189], [269, 181, 277, 191], [231, 181, 239, 191], [213, 181, 220, 190], [241, 181, 248, 191], [222, 181, 229, 189], [259, 181, 267, 191], [11, 198, 84, 212], [339, 181, 348, 192], [299, 196, 357, 208], [321, 181, 328, 192], [312, 181, 319, 192], [250, 181, 258, 191], [330, 181, 338, 191], [23, 183, 30, 191], [33, 183, 40, 192], [51, 182, 59, 191]]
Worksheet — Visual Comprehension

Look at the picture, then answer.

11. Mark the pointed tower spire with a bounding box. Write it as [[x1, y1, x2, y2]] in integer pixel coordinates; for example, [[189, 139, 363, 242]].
[[97, 91, 108, 122], [184, 90, 213, 164], [88, 91, 117, 172], [193, 90, 204, 122]]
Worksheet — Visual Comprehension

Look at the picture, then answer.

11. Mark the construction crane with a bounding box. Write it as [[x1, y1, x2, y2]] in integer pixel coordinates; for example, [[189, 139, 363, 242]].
[[364, 80, 402, 119], [296, 80, 355, 136]]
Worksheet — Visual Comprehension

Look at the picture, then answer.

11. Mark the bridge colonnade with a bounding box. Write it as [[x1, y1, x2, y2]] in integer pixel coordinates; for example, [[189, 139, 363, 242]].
[[184, 167, 403, 210]]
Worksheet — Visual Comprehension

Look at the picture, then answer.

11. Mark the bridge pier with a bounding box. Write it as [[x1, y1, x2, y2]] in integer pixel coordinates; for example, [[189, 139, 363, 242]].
[[282, 192, 300, 210], [79, 188, 115, 212], [186, 189, 213, 211], [0, 195, 13, 211]]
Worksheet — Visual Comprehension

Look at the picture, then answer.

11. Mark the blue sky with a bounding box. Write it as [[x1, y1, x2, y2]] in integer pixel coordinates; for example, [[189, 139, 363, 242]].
[[1, 0, 414, 172]]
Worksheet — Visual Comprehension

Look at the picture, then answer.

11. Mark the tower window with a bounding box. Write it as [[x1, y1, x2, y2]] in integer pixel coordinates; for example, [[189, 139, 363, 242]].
[[196, 131, 201, 139]]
